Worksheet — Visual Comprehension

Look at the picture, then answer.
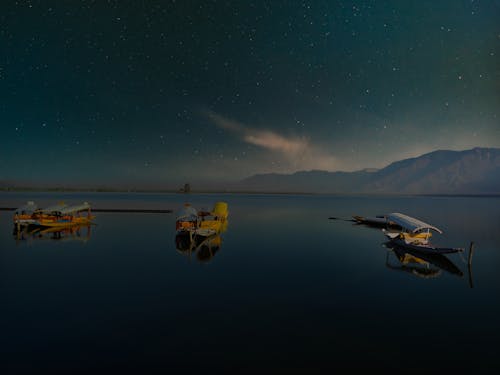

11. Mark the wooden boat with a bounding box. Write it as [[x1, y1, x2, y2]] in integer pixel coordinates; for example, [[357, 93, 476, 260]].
[[176, 202, 228, 238], [175, 203, 199, 234], [352, 215, 400, 229], [13, 201, 38, 226], [382, 212, 464, 254], [33, 202, 95, 228], [196, 202, 228, 237]]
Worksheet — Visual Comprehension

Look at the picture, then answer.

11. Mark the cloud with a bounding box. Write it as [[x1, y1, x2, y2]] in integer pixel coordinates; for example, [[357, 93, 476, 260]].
[[205, 111, 339, 171]]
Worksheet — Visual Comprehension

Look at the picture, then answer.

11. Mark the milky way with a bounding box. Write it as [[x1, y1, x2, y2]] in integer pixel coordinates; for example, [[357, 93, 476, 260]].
[[1, 1, 498, 189]]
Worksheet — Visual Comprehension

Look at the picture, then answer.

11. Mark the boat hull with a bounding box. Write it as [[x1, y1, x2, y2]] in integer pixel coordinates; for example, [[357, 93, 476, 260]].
[[352, 215, 403, 230], [386, 237, 463, 255], [34, 216, 95, 228]]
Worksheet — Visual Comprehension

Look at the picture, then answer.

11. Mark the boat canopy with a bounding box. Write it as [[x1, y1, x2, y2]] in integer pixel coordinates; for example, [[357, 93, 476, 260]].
[[386, 212, 443, 234], [176, 204, 198, 220], [40, 203, 68, 214], [15, 201, 37, 214], [213, 202, 228, 216], [59, 202, 91, 215]]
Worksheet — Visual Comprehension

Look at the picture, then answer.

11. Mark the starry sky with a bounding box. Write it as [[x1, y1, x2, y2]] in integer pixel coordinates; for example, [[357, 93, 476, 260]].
[[1, 0, 499, 189]]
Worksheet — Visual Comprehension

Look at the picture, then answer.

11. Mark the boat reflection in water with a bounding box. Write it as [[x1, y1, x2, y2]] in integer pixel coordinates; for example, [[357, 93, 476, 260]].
[[384, 241, 464, 279], [348, 212, 472, 284], [13, 224, 92, 244], [175, 232, 223, 263]]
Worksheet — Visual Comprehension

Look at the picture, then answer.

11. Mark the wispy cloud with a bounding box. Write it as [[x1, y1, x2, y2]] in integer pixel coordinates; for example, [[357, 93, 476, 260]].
[[205, 111, 339, 171]]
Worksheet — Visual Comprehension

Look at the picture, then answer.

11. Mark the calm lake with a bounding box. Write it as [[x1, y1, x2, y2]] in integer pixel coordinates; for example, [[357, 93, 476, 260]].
[[1, 192, 499, 374]]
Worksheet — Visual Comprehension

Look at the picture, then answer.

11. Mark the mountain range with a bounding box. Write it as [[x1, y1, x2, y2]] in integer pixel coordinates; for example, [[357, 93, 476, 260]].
[[236, 147, 500, 194]]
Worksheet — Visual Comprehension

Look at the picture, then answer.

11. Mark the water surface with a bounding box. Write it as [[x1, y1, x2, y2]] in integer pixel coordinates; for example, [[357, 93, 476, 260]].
[[1, 192, 499, 374]]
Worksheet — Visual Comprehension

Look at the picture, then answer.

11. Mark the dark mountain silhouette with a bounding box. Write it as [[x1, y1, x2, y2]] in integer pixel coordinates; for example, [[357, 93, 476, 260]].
[[238, 147, 500, 194]]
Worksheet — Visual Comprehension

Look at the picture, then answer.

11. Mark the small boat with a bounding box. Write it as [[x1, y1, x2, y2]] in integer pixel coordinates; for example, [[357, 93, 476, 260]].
[[175, 201, 229, 238], [174, 202, 227, 263], [13, 201, 38, 226], [196, 202, 228, 237], [352, 215, 400, 229], [382, 212, 464, 254], [175, 203, 199, 234], [175, 202, 228, 235], [33, 202, 95, 228]]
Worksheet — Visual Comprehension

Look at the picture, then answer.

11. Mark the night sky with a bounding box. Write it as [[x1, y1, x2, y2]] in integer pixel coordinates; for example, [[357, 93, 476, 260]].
[[1, 1, 499, 189]]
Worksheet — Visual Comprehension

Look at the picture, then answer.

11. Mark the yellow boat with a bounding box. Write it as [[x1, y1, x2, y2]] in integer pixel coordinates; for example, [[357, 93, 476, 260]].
[[34, 202, 95, 228], [382, 212, 463, 254], [175, 201, 228, 240], [13, 201, 39, 226], [175, 203, 199, 234], [196, 202, 228, 237]]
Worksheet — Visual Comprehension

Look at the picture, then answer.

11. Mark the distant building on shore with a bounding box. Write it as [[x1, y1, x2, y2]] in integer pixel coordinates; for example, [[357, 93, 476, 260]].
[[180, 183, 191, 193]]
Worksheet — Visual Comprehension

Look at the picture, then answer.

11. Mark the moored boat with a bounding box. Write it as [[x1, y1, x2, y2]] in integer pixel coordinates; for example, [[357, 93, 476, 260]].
[[175, 203, 199, 234], [382, 212, 463, 254], [196, 201, 228, 237], [352, 214, 401, 229], [13, 201, 38, 226], [175, 201, 229, 238], [33, 202, 95, 228]]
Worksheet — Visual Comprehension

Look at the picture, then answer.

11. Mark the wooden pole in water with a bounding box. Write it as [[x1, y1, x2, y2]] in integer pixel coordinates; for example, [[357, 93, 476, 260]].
[[468, 241, 475, 266], [468, 241, 475, 289]]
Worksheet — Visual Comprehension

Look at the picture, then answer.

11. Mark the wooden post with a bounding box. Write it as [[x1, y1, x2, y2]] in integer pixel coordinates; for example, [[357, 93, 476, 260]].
[[468, 241, 475, 289], [468, 242, 475, 266]]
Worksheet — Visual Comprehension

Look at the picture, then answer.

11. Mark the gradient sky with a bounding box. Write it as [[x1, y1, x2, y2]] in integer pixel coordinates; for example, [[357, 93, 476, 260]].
[[1, 1, 499, 189]]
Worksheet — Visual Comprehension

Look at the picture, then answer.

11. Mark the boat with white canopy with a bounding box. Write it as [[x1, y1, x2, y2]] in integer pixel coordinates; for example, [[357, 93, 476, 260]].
[[382, 212, 463, 254], [13, 201, 39, 226], [34, 202, 95, 227]]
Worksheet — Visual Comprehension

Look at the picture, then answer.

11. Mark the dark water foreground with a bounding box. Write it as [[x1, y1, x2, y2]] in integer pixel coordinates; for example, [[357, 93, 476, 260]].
[[1, 192, 499, 374]]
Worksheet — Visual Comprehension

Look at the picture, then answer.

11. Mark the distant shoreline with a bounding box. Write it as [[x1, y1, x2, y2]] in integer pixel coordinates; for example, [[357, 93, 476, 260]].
[[0, 187, 498, 197]]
